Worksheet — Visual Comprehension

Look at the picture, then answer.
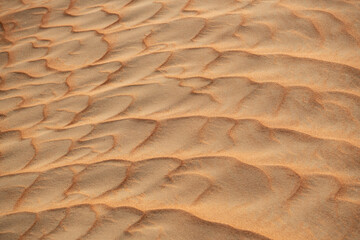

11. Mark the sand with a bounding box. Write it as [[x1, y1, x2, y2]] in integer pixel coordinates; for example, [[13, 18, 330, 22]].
[[0, 0, 360, 239]]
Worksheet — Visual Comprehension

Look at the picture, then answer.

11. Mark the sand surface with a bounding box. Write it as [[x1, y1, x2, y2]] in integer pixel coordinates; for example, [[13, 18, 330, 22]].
[[1, 0, 360, 239]]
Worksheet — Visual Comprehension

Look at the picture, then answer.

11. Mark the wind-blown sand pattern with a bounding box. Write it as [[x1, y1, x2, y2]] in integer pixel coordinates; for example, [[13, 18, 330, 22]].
[[1, 0, 360, 239]]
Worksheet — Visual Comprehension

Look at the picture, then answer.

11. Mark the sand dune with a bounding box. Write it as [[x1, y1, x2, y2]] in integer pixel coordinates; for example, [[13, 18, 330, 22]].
[[1, 0, 360, 239]]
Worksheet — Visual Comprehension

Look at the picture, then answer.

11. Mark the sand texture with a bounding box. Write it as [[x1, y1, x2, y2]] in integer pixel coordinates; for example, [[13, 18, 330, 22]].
[[1, 0, 360, 239]]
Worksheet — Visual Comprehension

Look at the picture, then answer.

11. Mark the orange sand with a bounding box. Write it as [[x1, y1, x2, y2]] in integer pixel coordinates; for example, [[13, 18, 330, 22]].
[[0, 0, 360, 239]]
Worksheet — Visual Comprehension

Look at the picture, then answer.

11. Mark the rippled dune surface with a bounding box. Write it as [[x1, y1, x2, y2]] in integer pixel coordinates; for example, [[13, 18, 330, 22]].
[[1, 0, 360, 239]]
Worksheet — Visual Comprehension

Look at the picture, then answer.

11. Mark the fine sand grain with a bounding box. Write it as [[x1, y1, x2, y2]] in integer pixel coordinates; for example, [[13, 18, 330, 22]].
[[1, 0, 360, 239]]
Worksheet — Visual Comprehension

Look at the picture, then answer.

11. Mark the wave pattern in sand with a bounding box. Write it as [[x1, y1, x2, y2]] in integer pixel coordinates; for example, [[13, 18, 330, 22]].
[[1, 0, 360, 239]]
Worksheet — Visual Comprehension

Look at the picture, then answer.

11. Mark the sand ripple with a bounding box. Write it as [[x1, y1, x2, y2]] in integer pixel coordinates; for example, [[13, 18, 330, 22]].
[[1, 0, 360, 239]]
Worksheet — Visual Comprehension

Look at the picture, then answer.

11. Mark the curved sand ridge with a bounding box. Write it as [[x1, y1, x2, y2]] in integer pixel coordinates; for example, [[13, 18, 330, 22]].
[[1, 0, 360, 239]]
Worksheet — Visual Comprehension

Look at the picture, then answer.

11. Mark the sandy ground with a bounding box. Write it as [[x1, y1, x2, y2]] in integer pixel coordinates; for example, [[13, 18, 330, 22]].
[[1, 0, 360, 239]]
